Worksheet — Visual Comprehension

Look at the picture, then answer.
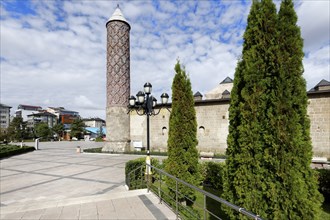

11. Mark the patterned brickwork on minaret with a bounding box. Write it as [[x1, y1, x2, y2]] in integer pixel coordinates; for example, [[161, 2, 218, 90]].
[[103, 7, 131, 152], [106, 21, 130, 106]]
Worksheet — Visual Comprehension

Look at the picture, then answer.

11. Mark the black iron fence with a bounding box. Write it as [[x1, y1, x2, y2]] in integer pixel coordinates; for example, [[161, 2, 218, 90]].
[[126, 164, 263, 220]]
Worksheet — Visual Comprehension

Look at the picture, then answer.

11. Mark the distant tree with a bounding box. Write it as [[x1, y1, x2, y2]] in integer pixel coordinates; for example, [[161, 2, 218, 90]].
[[70, 118, 85, 139], [164, 60, 199, 205], [52, 123, 65, 141], [0, 128, 9, 142], [25, 127, 35, 140], [35, 122, 51, 139], [7, 117, 27, 142], [97, 124, 104, 139], [223, 0, 322, 219]]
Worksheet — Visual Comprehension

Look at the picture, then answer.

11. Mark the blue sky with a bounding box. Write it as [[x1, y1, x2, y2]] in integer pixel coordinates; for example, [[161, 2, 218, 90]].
[[1, 0, 329, 119]]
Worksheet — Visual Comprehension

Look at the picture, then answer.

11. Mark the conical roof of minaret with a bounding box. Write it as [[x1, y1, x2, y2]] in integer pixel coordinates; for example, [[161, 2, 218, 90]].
[[106, 6, 130, 28]]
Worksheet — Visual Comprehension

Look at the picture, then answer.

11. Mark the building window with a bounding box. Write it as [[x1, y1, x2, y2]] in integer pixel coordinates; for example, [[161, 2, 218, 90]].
[[162, 127, 167, 135], [199, 126, 205, 135]]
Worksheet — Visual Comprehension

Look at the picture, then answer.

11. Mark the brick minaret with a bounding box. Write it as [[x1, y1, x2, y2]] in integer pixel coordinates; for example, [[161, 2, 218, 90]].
[[103, 6, 130, 152]]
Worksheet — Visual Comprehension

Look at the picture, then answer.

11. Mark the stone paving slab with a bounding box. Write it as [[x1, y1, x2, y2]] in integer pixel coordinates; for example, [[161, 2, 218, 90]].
[[0, 141, 176, 220], [0, 191, 176, 220]]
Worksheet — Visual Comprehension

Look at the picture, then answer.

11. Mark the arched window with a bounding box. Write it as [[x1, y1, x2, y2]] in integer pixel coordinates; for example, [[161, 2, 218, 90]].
[[199, 126, 205, 135], [162, 127, 167, 135]]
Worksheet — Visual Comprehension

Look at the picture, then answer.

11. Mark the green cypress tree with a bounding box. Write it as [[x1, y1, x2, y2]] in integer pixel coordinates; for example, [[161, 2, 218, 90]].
[[223, 0, 280, 218], [165, 60, 199, 205], [273, 0, 323, 218], [223, 0, 322, 219]]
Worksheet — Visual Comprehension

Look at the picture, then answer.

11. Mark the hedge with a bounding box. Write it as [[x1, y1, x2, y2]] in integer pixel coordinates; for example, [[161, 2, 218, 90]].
[[0, 145, 35, 159], [125, 157, 330, 204], [200, 161, 225, 191], [125, 157, 162, 189], [316, 169, 330, 203]]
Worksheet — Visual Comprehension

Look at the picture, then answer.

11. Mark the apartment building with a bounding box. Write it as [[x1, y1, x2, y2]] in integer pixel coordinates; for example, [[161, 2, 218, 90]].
[[0, 103, 12, 129], [15, 104, 42, 121], [27, 111, 58, 128], [82, 117, 105, 128]]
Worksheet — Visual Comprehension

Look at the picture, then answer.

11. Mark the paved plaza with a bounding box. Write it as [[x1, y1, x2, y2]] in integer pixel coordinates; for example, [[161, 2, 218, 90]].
[[0, 142, 176, 219]]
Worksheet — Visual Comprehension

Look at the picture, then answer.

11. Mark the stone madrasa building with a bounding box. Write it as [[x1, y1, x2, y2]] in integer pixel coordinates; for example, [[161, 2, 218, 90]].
[[104, 7, 330, 157]]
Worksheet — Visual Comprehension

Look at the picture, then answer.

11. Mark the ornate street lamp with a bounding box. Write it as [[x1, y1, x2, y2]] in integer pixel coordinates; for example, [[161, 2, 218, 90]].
[[128, 82, 170, 176]]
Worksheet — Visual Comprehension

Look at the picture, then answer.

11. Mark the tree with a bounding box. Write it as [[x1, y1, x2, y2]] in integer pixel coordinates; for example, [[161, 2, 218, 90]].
[[0, 128, 9, 143], [70, 118, 85, 139], [273, 0, 322, 218], [35, 122, 51, 139], [7, 117, 27, 142], [223, 0, 322, 219], [164, 60, 199, 205], [52, 123, 65, 141], [97, 124, 104, 139]]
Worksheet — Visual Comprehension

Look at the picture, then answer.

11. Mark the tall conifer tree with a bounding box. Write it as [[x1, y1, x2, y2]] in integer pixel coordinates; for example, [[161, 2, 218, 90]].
[[165, 60, 199, 204], [223, 0, 322, 219], [274, 0, 322, 218]]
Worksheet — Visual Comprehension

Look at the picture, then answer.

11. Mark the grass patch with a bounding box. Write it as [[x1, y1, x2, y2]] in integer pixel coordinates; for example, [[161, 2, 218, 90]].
[[0, 144, 35, 159], [321, 202, 330, 219], [83, 147, 103, 153]]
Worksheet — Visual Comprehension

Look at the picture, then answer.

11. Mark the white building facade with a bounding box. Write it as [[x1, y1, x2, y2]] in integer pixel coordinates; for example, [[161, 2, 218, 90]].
[[0, 103, 12, 129]]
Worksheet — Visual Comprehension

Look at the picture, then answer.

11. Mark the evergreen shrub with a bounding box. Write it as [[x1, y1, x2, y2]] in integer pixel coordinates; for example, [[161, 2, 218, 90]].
[[95, 137, 104, 142], [165, 61, 199, 205], [316, 169, 330, 203], [223, 0, 323, 218], [0, 145, 35, 159], [125, 157, 160, 189], [83, 147, 102, 153], [201, 162, 225, 191]]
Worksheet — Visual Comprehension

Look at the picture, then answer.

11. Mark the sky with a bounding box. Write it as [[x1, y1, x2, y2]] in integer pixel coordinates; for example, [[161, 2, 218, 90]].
[[1, 0, 329, 119]]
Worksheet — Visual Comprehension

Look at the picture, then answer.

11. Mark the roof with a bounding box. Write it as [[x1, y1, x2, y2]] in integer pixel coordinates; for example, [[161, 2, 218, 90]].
[[48, 107, 64, 110], [204, 77, 234, 100], [48, 107, 79, 114], [220, 77, 233, 84], [308, 79, 330, 93], [83, 117, 105, 122], [194, 91, 203, 97], [85, 127, 106, 134], [27, 112, 57, 117], [60, 109, 79, 114], [0, 103, 12, 108], [315, 79, 330, 88], [106, 5, 130, 28], [18, 104, 42, 110]]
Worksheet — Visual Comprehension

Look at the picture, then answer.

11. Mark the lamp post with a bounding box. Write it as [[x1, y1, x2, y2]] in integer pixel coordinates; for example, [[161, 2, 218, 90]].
[[128, 82, 170, 177]]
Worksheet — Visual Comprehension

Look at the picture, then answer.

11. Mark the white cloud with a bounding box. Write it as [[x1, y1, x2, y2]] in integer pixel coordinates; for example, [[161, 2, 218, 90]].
[[0, 0, 329, 119], [303, 45, 330, 90], [297, 0, 330, 52]]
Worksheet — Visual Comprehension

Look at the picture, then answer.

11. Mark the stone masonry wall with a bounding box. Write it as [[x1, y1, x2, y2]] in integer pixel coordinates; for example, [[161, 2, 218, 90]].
[[307, 93, 330, 157], [130, 95, 330, 157], [130, 102, 230, 154]]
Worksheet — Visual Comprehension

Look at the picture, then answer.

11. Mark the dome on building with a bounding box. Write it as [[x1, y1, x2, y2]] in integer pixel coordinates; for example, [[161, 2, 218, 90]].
[[204, 77, 234, 100]]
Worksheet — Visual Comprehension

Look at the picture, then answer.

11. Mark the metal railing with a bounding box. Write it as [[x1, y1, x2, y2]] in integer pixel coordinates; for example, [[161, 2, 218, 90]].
[[126, 164, 263, 220]]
